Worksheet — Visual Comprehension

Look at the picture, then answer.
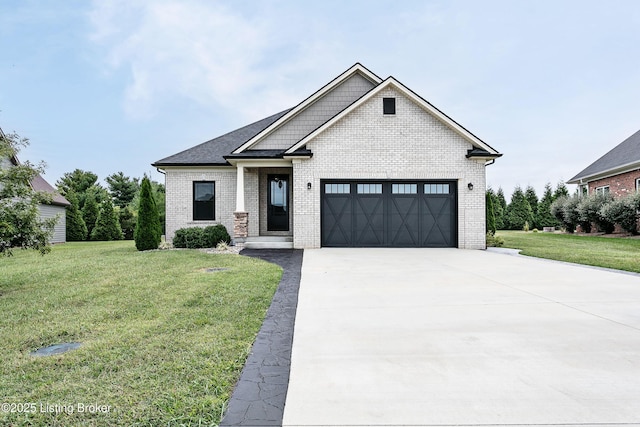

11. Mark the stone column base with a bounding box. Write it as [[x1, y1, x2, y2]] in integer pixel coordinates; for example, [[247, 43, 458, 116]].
[[233, 212, 249, 242]]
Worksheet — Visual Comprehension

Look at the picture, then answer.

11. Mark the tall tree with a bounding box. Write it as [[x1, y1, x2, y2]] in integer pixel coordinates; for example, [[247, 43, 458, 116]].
[[106, 172, 139, 208], [135, 176, 161, 251], [0, 130, 56, 255], [524, 185, 539, 228], [553, 181, 569, 200], [496, 187, 508, 212], [91, 199, 123, 241], [56, 169, 98, 208], [505, 186, 534, 230], [82, 191, 99, 239], [65, 190, 88, 241], [537, 183, 558, 228], [486, 190, 496, 235]]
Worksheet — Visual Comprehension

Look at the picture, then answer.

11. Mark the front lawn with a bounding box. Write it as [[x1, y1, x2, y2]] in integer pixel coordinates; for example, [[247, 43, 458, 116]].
[[0, 241, 282, 426], [497, 230, 640, 273]]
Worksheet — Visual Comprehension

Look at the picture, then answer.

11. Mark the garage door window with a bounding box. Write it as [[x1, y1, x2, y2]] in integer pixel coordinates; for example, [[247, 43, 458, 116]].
[[424, 183, 450, 194], [325, 183, 350, 194], [357, 183, 383, 194], [392, 183, 417, 194]]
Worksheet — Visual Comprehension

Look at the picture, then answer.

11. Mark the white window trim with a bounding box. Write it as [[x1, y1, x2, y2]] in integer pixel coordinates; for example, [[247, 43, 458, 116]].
[[636, 178, 640, 192], [595, 185, 610, 195]]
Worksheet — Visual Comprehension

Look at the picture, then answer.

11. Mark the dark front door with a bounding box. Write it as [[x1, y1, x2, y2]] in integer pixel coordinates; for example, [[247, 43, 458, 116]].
[[267, 175, 289, 231]]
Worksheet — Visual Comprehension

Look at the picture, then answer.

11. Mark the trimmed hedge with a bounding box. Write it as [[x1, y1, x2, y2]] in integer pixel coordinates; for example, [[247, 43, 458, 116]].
[[551, 192, 640, 234], [173, 224, 231, 249]]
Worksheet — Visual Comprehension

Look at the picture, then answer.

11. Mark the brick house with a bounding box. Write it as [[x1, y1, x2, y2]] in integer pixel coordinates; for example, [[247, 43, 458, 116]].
[[153, 63, 501, 249], [568, 129, 640, 197]]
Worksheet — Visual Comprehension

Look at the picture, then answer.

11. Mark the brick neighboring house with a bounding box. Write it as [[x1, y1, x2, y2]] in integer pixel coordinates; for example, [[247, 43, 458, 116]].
[[153, 63, 502, 249], [568, 129, 640, 197]]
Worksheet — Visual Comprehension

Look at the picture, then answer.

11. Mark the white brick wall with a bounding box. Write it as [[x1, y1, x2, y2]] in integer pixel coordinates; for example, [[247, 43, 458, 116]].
[[164, 167, 241, 241], [253, 73, 375, 150], [293, 87, 488, 249]]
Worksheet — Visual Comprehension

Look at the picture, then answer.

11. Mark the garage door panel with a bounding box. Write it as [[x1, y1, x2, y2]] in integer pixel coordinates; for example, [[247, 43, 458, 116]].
[[322, 195, 352, 247], [420, 197, 454, 247], [389, 196, 420, 247], [354, 197, 385, 246]]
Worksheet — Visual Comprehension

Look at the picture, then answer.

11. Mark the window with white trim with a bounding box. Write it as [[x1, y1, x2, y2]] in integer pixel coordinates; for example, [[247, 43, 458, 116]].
[[636, 178, 640, 192], [595, 185, 610, 195], [325, 183, 350, 194]]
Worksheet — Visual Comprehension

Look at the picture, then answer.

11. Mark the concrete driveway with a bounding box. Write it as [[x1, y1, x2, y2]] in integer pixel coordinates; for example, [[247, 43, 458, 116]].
[[283, 248, 640, 426]]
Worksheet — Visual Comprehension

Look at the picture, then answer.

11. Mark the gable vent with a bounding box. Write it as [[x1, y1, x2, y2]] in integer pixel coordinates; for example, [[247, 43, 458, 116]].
[[383, 97, 396, 115]]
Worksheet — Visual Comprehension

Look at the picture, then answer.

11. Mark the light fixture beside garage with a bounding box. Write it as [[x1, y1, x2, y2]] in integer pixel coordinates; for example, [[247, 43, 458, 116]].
[[468, 182, 474, 191], [307, 182, 312, 190]]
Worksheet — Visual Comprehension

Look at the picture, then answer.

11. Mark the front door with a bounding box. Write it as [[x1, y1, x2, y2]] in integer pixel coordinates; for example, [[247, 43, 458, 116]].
[[267, 174, 289, 231]]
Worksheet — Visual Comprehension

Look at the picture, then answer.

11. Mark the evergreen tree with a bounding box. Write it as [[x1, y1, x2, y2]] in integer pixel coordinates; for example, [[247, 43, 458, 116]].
[[106, 172, 139, 208], [119, 206, 137, 240], [524, 185, 539, 228], [496, 187, 507, 212], [553, 181, 569, 200], [135, 176, 161, 251], [537, 183, 558, 228], [91, 199, 123, 241], [82, 192, 99, 239], [492, 188, 505, 229], [65, 190, 87, 241], [505, 186, 534, 230], [486, 190, 496, 235]]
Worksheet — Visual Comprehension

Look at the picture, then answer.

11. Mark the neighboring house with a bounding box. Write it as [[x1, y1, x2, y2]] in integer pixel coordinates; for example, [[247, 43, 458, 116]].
[[0, 127, 70, 243], [568, 129, 640, 197], [153, 63, 502, 249]]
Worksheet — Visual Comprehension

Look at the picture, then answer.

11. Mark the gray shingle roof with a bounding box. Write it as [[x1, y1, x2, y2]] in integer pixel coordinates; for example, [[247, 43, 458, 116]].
[[152, 109, 291, 166], [31, 174, 70, 206], [568, 129, 640, 183]]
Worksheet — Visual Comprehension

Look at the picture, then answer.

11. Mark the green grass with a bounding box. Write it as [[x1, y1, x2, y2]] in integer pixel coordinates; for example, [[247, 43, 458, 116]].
[[0, 241, 282, 426], [497, 230, 640, 273]]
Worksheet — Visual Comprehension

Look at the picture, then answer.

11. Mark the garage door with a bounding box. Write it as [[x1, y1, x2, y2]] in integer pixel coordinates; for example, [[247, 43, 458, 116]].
[[321, 180, 457, 247]]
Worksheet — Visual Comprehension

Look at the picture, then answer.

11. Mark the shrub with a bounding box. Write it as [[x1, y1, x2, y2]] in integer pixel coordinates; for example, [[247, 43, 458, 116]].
[[576, 193, 614, 233], [173, 225, 231, 249], [600, 194, 639, 234], [173, 227, 206, 248], [65, 190, 87, 241], [135, 177, 162, 251], [203, 224, 231, 247], [486, 232, 504, 247], [486, 191, 496, 235]]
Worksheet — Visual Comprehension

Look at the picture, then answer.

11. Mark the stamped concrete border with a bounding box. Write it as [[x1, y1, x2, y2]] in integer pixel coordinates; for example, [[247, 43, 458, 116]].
[[219, 249, 303, 426]]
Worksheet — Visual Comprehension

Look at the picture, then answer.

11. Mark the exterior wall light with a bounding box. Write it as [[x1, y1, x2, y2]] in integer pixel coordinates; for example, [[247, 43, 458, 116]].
[[468, 182, 474, 191], [307, 182, 312, 190]]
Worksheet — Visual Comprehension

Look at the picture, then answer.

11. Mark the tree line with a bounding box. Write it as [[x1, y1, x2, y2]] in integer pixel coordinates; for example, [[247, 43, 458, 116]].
[[56, 169, 165, 242], [487, 182, 640, 234], [486, 182, 569, 232]]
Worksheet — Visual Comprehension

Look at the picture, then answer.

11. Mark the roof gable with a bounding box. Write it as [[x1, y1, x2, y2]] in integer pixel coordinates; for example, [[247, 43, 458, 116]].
[[568, 129, 640, 183], [233, 63, 382, 153], [285, 76, 500, 156]]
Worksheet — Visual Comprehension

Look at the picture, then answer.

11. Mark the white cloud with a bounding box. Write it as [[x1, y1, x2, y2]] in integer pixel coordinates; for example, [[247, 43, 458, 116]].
[[87, 0, 348, 122]]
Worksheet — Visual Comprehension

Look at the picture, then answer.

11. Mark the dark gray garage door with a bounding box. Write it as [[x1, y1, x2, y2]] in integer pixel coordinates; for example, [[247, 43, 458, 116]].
[[321, 180, 457, 247]]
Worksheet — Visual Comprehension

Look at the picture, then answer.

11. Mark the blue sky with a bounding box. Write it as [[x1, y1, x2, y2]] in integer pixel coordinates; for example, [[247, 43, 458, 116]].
[[1, 0, 639, 198]]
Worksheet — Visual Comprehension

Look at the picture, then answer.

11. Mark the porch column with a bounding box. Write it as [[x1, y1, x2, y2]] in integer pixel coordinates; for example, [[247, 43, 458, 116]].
[[234, 165, 248, 241]]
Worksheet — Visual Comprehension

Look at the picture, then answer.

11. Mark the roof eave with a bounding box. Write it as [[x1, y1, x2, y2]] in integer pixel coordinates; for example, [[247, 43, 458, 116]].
[[568, 160, 640, 184]]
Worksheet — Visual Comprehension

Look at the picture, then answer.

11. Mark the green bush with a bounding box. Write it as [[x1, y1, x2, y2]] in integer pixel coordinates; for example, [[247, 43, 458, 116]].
[[600, 194, 639, 234], [203, 224, 231, 247], [486, 232, 504, 247], [173, 225, 231, 249], [576, 193, 614, 233], [172, 227, 206, 249]]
